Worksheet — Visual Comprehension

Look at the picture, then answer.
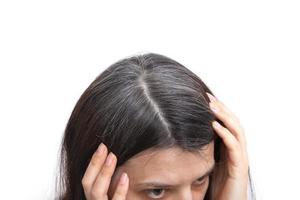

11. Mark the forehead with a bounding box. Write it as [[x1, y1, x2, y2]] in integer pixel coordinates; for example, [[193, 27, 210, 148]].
[[120, 142, 214, 184]]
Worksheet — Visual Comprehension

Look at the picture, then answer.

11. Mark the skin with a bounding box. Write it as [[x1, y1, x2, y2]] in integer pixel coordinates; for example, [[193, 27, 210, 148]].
[[81, 93, 249, 200], [108, 142, 215, 200]]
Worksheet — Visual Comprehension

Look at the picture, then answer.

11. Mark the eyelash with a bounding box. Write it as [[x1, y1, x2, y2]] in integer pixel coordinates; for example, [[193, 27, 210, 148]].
[[145, 188, 167, 199], [195, 177, 207, 186], [144, 178, 208, 199]]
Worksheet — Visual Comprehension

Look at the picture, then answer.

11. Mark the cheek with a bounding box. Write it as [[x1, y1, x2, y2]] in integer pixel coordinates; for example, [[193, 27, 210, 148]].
[[193, 178, 210, 199]]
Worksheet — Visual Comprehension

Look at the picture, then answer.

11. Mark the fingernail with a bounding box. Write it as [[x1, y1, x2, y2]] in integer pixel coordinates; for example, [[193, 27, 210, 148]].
[[120, 172, 128, 185], [206, 92, 217, 102], [105, 152, 114, 166], [213, 121, 221, 128], [97, 143, 104, 154]]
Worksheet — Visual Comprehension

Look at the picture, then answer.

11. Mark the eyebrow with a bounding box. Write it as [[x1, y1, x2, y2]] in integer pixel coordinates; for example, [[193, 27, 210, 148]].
[[135, 163, 215, 188]]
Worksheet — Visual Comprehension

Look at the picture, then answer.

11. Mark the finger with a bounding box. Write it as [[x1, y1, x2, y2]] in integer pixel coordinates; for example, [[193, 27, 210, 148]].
[[91, 151, 117, 199], [212, 120, 247, 170], [206, 93, 246, 146], [212, 120, 239, 154], [112, 172, 129, 200], [206, 92, 239, 125], [213, 118, 249, 164], [206, 92, 239, 121], [210, 103, 246, 147], [213, 120, 250, 177], [82, 143, 108, 198]]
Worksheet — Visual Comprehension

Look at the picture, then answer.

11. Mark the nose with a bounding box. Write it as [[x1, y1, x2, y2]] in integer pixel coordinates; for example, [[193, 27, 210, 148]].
[[175, 186, 207, 200], [176, 187, 193, 200]]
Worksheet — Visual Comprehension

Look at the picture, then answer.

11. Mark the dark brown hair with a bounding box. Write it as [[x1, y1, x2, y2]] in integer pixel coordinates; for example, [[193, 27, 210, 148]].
[[55, 52, 255, 199]]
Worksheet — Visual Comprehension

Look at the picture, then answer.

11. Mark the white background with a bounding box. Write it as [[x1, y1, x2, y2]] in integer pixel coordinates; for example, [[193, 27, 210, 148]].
[[0, 0, 299, 199]]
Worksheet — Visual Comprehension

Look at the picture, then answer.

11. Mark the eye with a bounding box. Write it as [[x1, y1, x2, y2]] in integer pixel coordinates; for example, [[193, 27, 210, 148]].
[[145, 188, 166, 199], [194, 177, 208, 186]]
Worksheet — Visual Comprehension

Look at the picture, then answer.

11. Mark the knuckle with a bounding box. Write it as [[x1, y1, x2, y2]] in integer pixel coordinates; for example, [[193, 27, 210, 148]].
[[81, 177, 90, 188], [90, 153, 102, 166], [227, 117, 236, 125], [99, 166, 111, 178], [220, 113, 228, 121], [90, 188, 101, 199], [217, 101, 223, 108], [219, 124, 227, 131], [231, 140, 241, 150], [113, 193, 123, 200]]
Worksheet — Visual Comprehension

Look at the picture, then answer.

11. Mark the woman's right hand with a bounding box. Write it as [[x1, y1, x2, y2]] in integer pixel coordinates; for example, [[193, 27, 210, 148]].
[[81, 143, 129, 200]]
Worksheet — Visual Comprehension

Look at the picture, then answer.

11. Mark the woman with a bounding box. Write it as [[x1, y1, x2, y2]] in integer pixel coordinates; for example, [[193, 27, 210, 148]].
[[55, 53, 255, 200]]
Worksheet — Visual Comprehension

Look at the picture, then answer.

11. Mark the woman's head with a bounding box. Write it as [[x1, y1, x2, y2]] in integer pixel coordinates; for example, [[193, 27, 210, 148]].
[[108, 141, 215, 199], [56, 53, 227, 200]]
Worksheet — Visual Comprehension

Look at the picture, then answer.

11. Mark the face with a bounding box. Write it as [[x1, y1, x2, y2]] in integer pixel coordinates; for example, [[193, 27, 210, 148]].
[[108, 141, 215, 200]]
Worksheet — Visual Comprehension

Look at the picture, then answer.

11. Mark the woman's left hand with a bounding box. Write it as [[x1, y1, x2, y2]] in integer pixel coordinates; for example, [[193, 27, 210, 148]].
[[206, 92, 249, 200]]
